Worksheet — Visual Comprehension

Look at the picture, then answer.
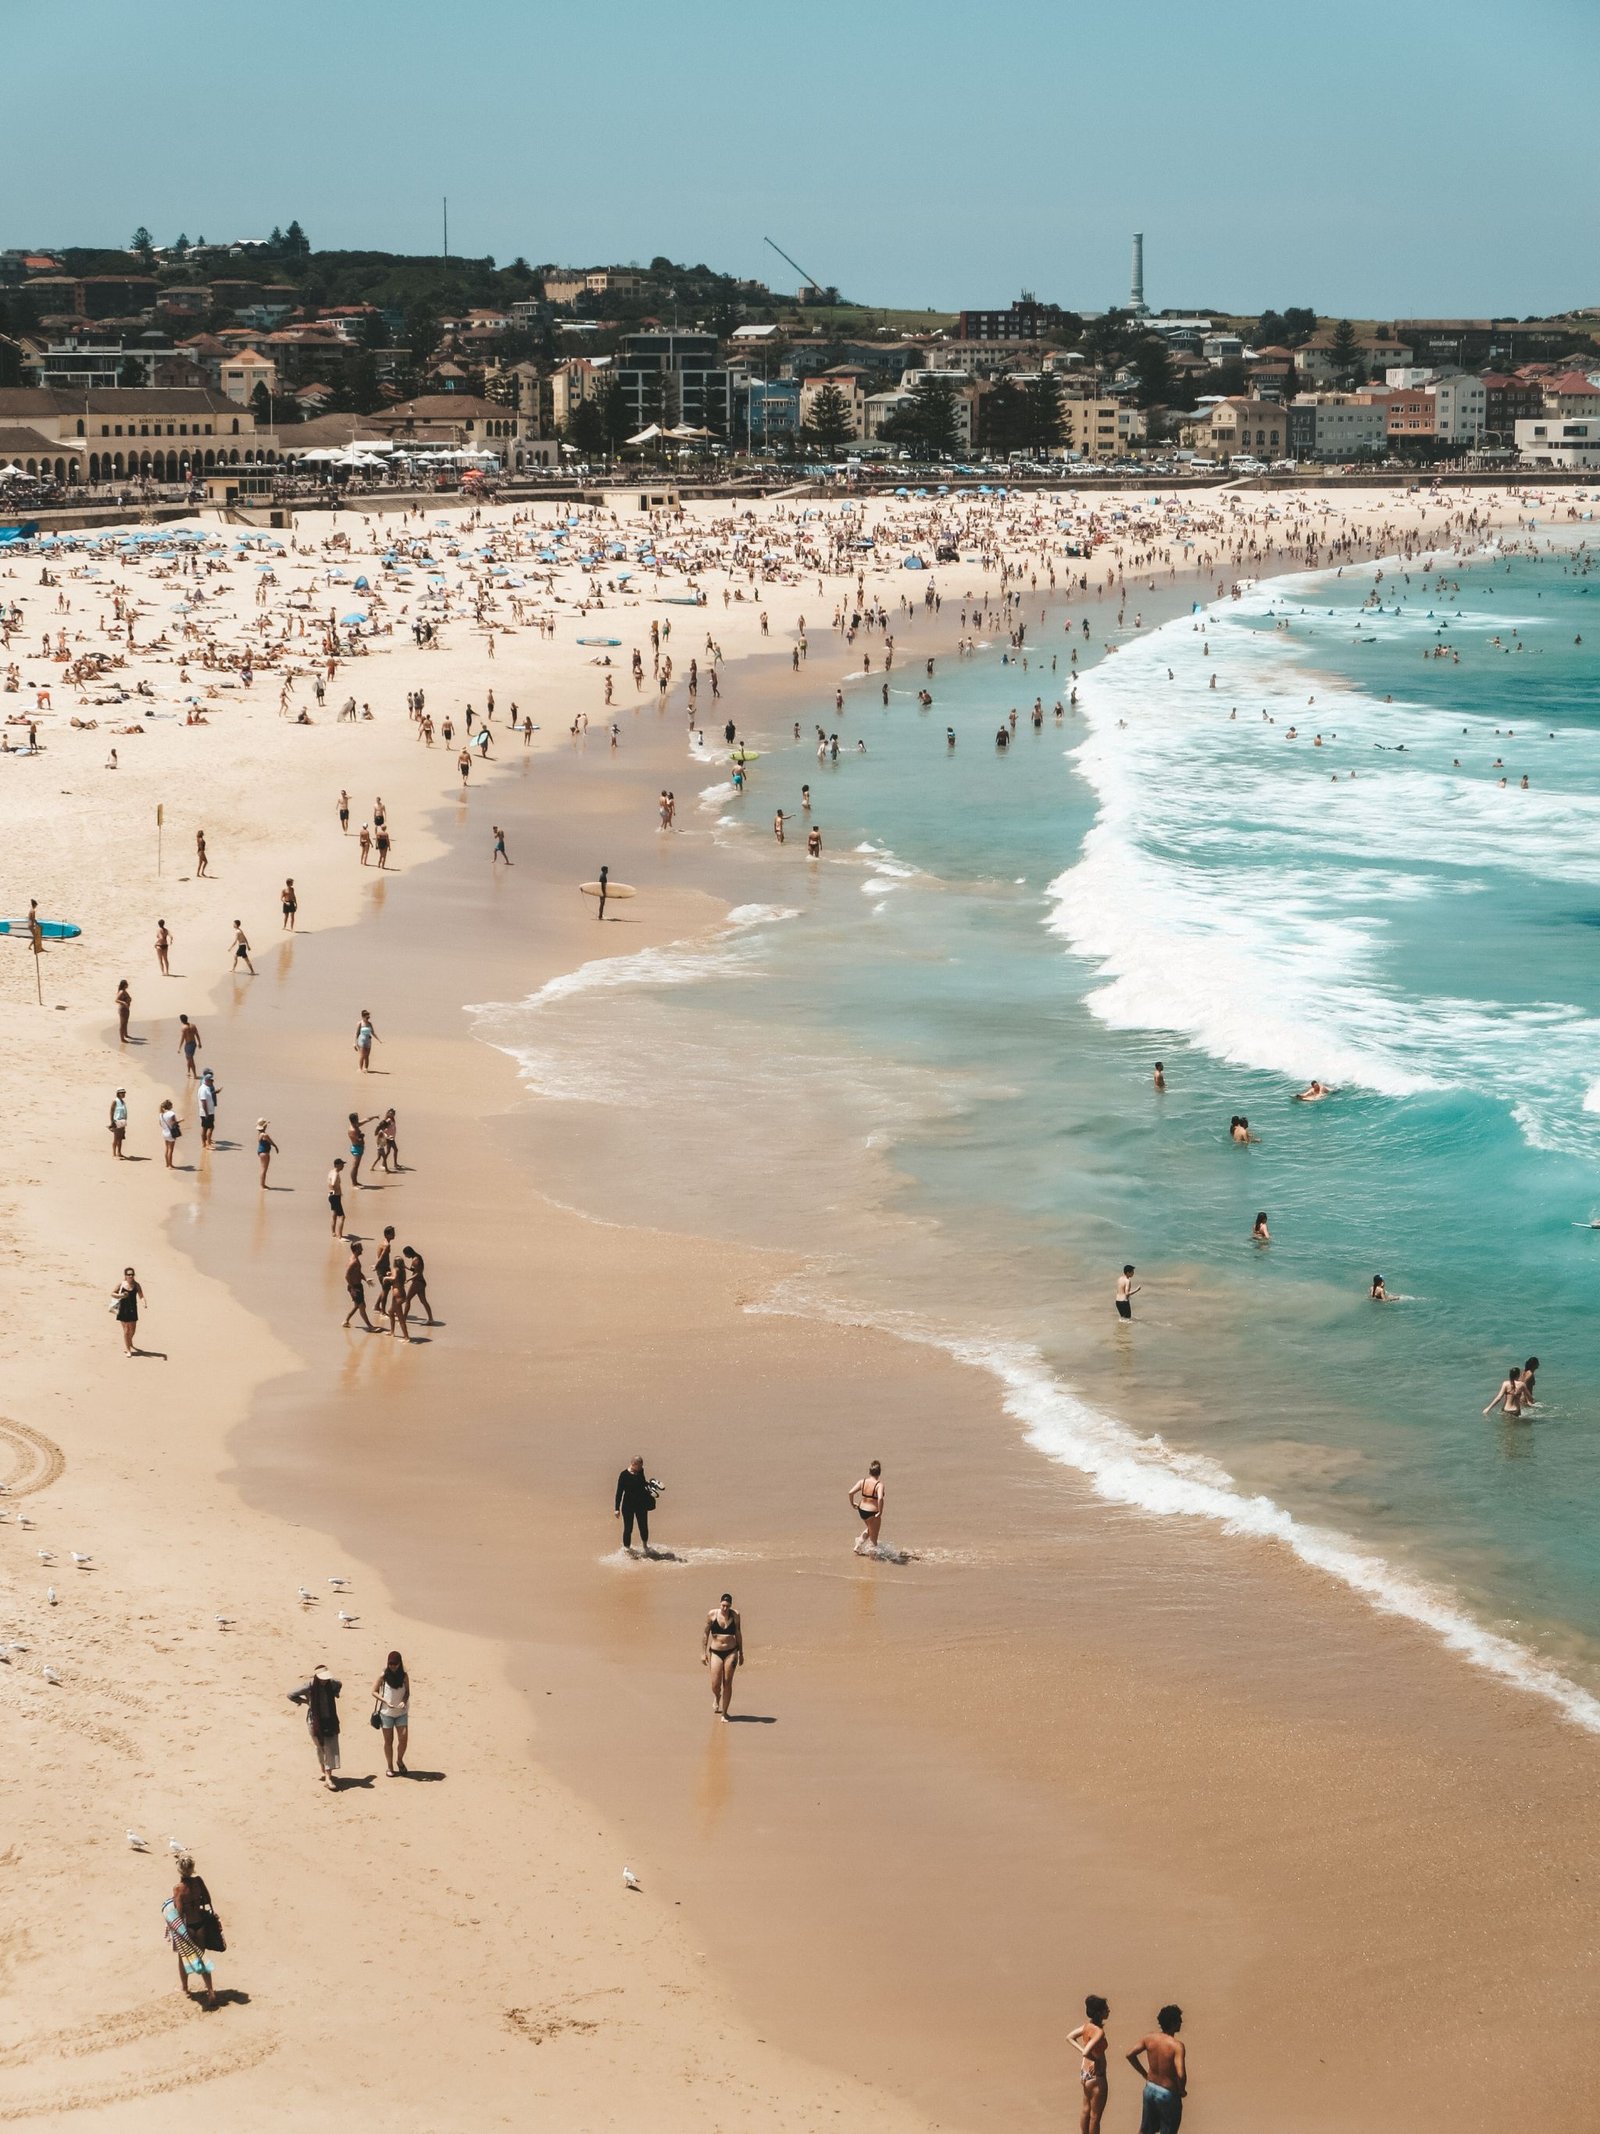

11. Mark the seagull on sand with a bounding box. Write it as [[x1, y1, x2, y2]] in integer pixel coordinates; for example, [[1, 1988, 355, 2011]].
[[42, 1665, 61, 1684], [622, 1867, 641, 1891], [337, 1609, 358, 1628], [46, 1586, 57, 1606], [71, 1551, 92, 1568], [127, 1830, 149, 1851], [298, 1586, 316, 1605]]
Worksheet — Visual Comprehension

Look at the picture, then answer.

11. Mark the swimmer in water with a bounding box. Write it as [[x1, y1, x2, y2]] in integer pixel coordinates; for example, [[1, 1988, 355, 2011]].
[[1520, 1355, 1540, 1408], [1252, 1211, 1270, 1243], [1229, 1116, 1258, 1145], [1483, 1366, 1524, 1417], [1114, 1265, 1139, 1321], [1293, 1080, 1332, 1102], [1370, 1275, 1388, 1301], [1153, 1062, 1166, 1091]]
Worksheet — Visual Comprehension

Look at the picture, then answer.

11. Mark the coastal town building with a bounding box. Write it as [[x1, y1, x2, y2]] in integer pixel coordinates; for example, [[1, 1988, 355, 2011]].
[[0, 384, 271, 482], [1059, 395, 1122, 460], [1431, 371, 1486, 442], [1481, 373, 1543, 442], [1185, 397, 1289, 458], [550, 355, 612, 430], [956, 298, 1073, 343], [1288, 393, 1388, 460], [219, 347, 277, 405], [1541, 370, 1600, 419], [1386, 388, 1438, 441], [1515, 415, 1600, 466], [612, 332, 733, 437], [798, 366, 869, 439]]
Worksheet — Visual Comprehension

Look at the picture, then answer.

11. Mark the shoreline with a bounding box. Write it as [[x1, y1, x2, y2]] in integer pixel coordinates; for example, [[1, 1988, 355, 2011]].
[[4, 488, 1594, 2129]]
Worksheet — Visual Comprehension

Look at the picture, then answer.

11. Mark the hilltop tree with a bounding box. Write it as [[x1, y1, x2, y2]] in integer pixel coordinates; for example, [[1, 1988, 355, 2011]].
[[1330, 318, 1362, 382], [283, 220, 311, 260], [1022, 373, 1063, 454], [130, 226, 154, 264], [567, 397, 608, 459], [803, 381, 856, 459], [882, 373, 961, 460], [1132, 335, 1175, 408], [601, 377, 630, 453], [1282, 306, 1316, 346], [981, 376, 1026, 454]]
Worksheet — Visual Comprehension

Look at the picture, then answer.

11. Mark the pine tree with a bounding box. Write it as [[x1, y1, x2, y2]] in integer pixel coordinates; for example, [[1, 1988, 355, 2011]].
[[1022, 374, 1063, 454], [803, 381, 855, 459]]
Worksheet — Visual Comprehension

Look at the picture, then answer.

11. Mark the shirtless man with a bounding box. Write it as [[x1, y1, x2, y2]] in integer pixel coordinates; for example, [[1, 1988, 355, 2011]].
[[1293, 1079, 1332, 1102], [1152, 1062, 1165, 1091], [1115, 1265, 1140, 1321], [850, 1461, 885, 1554], [1127, 2006, 1187, 2133]]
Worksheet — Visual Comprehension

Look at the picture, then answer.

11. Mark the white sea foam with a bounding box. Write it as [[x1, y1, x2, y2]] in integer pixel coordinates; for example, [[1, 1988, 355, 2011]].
[[1048, 575, 1600, 1145], [745, 1281, 1600, 1734]]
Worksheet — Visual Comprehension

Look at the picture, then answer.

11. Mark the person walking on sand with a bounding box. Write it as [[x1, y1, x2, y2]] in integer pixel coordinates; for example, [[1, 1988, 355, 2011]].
[[384, 1254, 411, 1342], [338, 789, 350, 835], [343, 1241, 376, 1330], [256, 1118, 279, 1187], [109, 1087, 128, 1158], [354, 1010, 379, 1071], [358, 823, 372, 865], [457, 746, 472, 788], [195, 829, 208, 878], [155, 920, 171, 975], [850, 1461, 886, 1554], [1115, 1265, 1140, 1320], [117, 978, 133, 1042], [374, 1226, 397, 1313], [158, 1098, 181, 1168], [1127, 2006, 1187, 2134], [230, 922, 255, 977], [177, 1012, 201, 1078], [702, 1594, 743, 1719], [327, 1157, 347, 1237], [163, 1859, 219, 2009], [373, 1108, 399, 1173], [287, 1665, 343, 1788], [491, 824, 511, 866], [197, 1067, 219, 1149], [400, 1246, 434, 1325], [372, 1650, 410, 1775], [281, 878, 298, 931], [113, 1266, 145, 1355], [1068, 1994, 1111, 2134], [614, 1457, 657, 1553]]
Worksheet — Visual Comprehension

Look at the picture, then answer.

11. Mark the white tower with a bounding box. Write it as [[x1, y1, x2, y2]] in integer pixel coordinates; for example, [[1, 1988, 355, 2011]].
[[1129, 232, 1147, 315]]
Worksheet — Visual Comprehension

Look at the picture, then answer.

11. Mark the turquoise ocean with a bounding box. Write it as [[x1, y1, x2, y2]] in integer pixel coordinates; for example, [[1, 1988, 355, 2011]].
[[476, 528, 1600, 1726]]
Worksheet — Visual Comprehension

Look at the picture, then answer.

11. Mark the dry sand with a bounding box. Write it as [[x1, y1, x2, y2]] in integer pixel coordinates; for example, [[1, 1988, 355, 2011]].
[[1, 485, 1590, 2130]]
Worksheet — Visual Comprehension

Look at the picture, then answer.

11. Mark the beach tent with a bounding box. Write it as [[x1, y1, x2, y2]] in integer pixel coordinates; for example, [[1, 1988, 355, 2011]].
[[626, 424, 665, 446]]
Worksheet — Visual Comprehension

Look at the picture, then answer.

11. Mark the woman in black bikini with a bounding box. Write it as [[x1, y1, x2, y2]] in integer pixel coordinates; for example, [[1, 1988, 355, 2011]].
[[702, 1594, 743, 1718], [850, 1462, 885, 1554]]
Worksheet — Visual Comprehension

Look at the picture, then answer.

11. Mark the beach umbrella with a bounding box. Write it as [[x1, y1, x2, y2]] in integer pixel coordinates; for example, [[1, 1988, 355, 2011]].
[[342, 612, 368, 626]]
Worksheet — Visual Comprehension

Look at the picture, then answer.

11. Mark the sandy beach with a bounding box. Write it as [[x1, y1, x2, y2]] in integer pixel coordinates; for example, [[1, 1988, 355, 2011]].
[[3, 482, 1595, 2130]]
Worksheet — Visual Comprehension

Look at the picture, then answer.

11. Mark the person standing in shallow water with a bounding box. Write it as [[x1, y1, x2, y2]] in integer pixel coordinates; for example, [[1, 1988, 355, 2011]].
[[1115, 1265, 1139, 1320], [850, 1461, 885, 1553], [614, 1457, 656, 1552]]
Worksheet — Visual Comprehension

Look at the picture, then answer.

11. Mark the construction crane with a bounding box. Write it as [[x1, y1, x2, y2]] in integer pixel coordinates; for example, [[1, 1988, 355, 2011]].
[[764, 235, 826, 302]]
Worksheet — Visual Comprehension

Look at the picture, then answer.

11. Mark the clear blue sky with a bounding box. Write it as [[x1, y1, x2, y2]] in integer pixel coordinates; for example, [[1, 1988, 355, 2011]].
[[7, 0, 1596, 320]]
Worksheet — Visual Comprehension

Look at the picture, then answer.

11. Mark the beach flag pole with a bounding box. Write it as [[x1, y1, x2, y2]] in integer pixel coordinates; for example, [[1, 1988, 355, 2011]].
[[28, 912, 42, 1006], [157, 801, 164, 876]]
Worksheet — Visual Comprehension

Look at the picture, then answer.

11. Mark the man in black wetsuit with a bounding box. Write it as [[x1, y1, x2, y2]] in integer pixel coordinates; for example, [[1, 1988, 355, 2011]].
[[614, 1457, 657, 1552]]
